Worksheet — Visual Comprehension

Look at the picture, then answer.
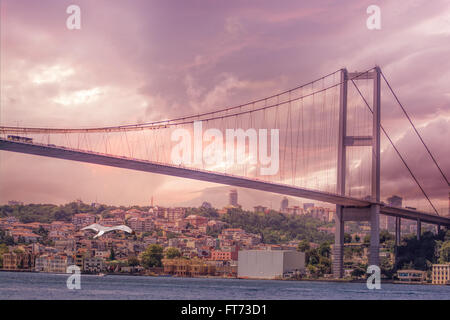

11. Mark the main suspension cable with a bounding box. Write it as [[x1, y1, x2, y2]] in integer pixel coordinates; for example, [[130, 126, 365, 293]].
[[380, 71, 449, 187], [350, 75, 439, 215]]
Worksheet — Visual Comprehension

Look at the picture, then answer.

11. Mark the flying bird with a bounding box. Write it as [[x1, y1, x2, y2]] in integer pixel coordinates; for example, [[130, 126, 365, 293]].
[[81, 223, 133, 238]]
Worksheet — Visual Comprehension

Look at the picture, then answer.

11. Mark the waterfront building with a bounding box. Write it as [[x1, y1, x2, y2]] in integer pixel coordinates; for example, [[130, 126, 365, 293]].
[[210, 244, 239, 261], [83, 257, 105, 273], [35, 254, 72, 273], [2, 252, 33, 271], [162, 258, 216, 277], [396, 270, 427, 283], [238, 250, 305, 279], [432, 264, 450, 285]]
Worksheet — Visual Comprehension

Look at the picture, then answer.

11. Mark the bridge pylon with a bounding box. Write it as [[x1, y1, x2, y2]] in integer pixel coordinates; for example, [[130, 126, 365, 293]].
[[333, 67, 381, 278]]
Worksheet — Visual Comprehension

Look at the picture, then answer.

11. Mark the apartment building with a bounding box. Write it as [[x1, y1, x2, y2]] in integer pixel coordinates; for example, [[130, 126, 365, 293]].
[[432, 264, 450, 285], [72, 213, 96, 229], [2, 252, 33, 271], [83, 257, 105, 273], [35, 254, 72, 273]]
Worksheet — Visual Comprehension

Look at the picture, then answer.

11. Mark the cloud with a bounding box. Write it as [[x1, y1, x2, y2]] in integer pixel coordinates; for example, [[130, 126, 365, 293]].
[[0, 0, 449, 211]]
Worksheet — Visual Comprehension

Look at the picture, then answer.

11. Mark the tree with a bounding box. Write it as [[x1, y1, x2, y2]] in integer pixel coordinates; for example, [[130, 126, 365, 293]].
[[396, 231, 440, 271], [308, 249, 320, 265], [438, 241, 450, 263], [380, 256, 394, 278], [351, 265, 366, 278], [165, 247, 181, 259], [344, 233, 352, 243], [380, 230, 394, 243], [297, 239, 310, 252], [141, 244, 164, 268], [445, 230, 450, 242], [318, 242, 331, 258], [354, 234, 361, 243], [127, 256, 140, 267], [0, 243, 9, 268], [109, 248, 115, 261]]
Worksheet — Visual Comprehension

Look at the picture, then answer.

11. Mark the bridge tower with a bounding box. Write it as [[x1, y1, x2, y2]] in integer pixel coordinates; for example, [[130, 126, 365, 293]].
[[333, 67, 381, 278]]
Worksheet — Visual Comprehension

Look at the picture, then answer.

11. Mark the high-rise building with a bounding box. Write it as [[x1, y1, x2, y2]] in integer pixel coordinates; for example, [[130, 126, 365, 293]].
[[280, 197, 289, 213], [229, 189, 238, 207], [385, 195, 403, 232], [448, 192, 450, 217]]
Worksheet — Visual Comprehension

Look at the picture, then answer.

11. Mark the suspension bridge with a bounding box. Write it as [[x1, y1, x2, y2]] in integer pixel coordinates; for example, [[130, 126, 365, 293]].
[[0, 66, 448, 278]]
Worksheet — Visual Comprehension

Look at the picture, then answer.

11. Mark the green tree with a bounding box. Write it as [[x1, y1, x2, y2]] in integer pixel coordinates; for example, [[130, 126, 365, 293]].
[[318, 242, 331, 258], [351, 265, 366, 278], [109, 248, 115, 261], [380, 230, 394, 243], [344, 233, 352, 243], [165, 247, 181, 259], [438, 241, 450, 263], [0, 243, 9, 268], [127, 256, 140, 267], [396, 232, 440, 271], [354, 234, 361, 243], [444, 230, 450, 242], [380, 256, 394, 278], [141, 244, 164, 268], [297, 239, 310, 252]]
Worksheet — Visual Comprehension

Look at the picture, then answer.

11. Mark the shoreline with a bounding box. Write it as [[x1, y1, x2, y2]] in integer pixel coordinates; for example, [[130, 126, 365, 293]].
[[2, 269, 443, 285]]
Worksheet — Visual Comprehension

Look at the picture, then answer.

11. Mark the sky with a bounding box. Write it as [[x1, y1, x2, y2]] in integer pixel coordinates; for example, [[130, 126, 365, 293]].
[[0, 0, 449, 213]]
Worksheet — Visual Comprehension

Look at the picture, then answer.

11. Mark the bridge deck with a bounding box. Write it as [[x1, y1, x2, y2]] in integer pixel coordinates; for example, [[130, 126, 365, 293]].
[[1, 139, 449, 227]]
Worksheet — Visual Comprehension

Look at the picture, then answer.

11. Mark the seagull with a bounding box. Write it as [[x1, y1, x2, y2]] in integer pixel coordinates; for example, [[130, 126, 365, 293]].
[[81, 223, 133, 238]]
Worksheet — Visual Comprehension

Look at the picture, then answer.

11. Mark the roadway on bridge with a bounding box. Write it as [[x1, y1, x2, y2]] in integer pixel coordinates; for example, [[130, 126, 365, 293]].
[[1, 138, 449, 227]]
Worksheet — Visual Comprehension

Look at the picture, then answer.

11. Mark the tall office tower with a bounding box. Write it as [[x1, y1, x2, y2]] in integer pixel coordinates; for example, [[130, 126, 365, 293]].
[[229, 189, 238, 207], [448, 192, 450, 217], [386, 195, 403, 232], [280, 197, 289, 213]]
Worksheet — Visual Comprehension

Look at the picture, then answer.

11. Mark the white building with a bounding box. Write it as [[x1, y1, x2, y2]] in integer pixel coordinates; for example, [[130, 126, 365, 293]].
[[238, 250, 305, 279]]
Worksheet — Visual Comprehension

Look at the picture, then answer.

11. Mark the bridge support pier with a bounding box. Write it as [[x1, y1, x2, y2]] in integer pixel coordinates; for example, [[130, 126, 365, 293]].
[[332, 67, 383, 278], [395, 216, 401, 263], [395, 217, 401, 246], [369, 204, 380, 267], [332, 205, 344, 278], [417, 218, 421, 240]]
